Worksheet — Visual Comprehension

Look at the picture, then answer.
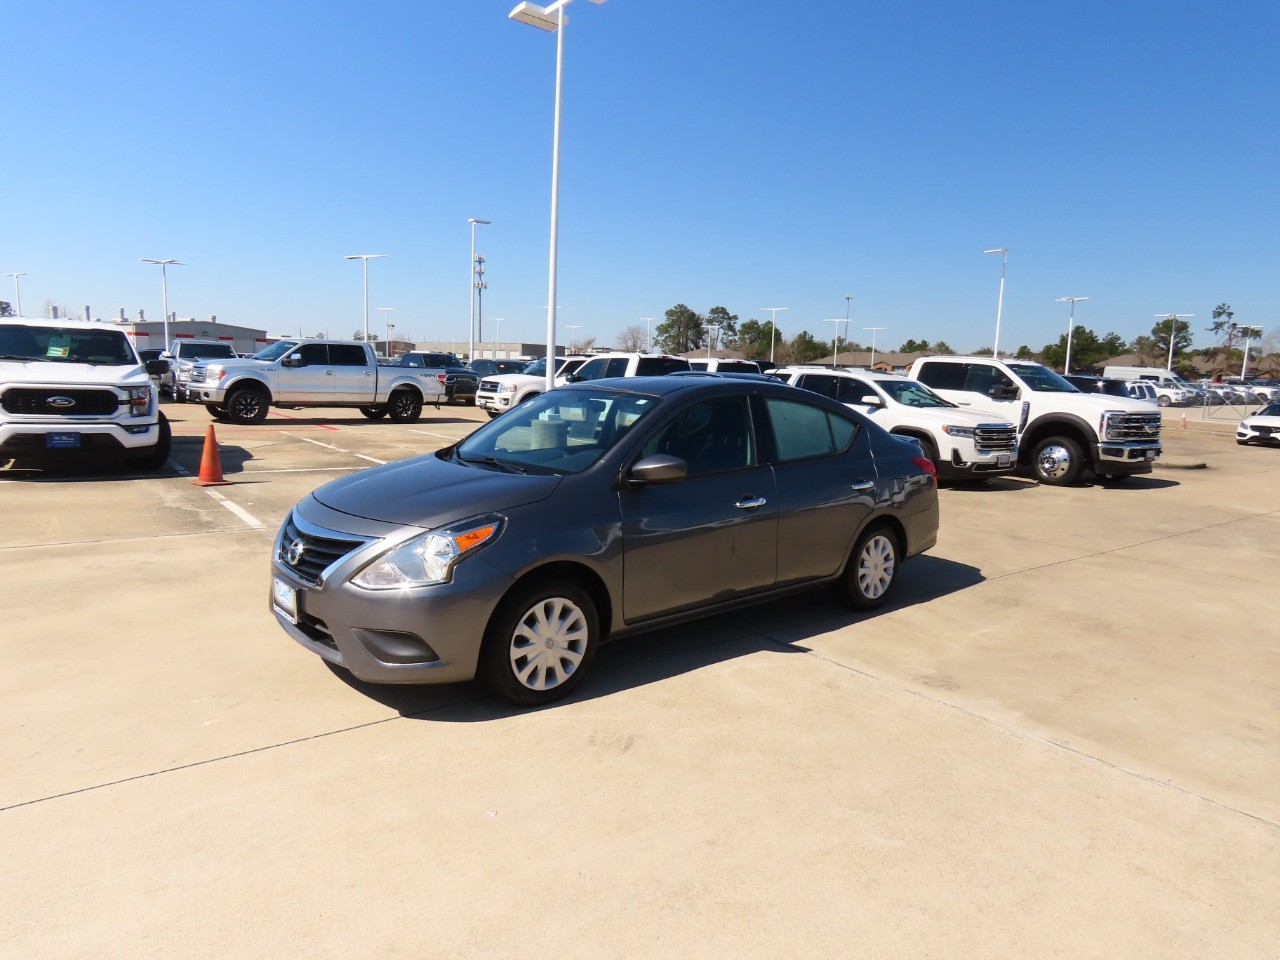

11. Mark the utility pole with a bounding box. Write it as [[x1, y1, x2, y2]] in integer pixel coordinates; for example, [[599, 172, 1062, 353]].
[[1153, 313, 1195, 372], [473, 254, 488, 349]]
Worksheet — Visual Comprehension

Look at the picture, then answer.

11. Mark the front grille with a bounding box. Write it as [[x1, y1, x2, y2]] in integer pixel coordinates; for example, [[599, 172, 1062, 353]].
[[297, 612, 338, 649], [973, 424, 1017, 451], [277, 512, 368, 586], [477, 380, 501, 397], [1104, 412, 1162, 442], [188, 368, 207, 383], [1, 388, 119, 416]]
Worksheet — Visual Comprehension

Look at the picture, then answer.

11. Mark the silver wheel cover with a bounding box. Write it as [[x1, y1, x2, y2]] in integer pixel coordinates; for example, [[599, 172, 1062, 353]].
[[857, 534, 896, 599], [1036, 443, 1073, 480], [509, 596, 589, 691]]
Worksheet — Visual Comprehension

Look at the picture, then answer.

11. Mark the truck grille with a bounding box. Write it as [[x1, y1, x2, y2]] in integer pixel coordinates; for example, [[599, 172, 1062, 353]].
[[1104, 412, 1162, 442], [277, 512, 368, 586], [188, 368, 207, 383], [974, 424, 1017, 452], [1, 388, 119, 416], [477, 380, 501, 397]]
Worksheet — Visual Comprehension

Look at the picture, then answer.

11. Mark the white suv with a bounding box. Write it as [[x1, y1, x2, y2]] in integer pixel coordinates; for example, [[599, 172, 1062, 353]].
[[775, 366, 1018, 480], [475, 356, 589, 418]]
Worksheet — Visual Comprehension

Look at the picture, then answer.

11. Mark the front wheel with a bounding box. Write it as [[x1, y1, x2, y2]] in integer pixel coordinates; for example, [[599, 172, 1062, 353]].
[[1030, 435, 1084, 485], [123, 412, 172, 473], [227, 387, 269, 424], [479, 581, 600, 706], [838, 524, 900, 611], [486, 411, 501, 419], [359, 405, 388, 420], [205, 403, 228, 420], [387, 390, 423, 422], [1157, 395, 1171, 407]]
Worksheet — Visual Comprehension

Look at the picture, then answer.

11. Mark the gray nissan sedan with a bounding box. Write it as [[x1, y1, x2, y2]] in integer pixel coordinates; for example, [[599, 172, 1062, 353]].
[[271, 376, 940, 705]]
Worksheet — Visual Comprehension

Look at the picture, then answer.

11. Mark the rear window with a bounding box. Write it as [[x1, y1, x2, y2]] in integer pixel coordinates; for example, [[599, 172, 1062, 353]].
[[764, 397, 857, 462], [714, 360, 760, 374], [636, 357, 691, 376]]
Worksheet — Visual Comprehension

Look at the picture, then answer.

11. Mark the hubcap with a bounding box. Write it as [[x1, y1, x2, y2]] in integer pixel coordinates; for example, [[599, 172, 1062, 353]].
[[857, 534, 895, 599], [393, 395, 418, 416], [233, 394, 261, 419], [1037, 444, 1072, 480], [509, 597, 589, 691]]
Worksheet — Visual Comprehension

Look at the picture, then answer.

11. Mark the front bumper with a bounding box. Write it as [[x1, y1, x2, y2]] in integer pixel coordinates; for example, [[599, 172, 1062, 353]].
[[0, 419, 161, 454], [1093, 440, 1161, 473], [476, 392, 512, 414]]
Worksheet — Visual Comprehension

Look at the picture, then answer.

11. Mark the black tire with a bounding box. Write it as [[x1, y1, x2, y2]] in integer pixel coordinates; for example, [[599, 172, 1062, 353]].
[[359, 405, 389, 420], [1157, 395, 1171, 407], [479, 580, 600, 706], [1236, 439, 1249, 446], [227, 386, 269, 424], [123, 412, 172, 473], [387, 390, 423, 422], [205, 403, 228, 420], [486, 411, 501, 419], [1030, 435, 1084, 486], [838, 523, 900, 611]]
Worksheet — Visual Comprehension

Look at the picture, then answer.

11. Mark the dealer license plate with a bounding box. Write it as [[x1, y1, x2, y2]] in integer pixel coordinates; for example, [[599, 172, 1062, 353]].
[[997, 455, 1012, 467], [272, 577, 298, 623], [46, 432, 81, 448]]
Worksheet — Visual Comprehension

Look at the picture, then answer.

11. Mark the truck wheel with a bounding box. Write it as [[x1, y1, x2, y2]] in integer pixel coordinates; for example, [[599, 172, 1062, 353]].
[[1157, 395, 1171, 407], [227, 386, 269, 424], [1031, 435, 1083, 485], [205, 404, 228, 420], [479, 580, 600, 706], [123, 412, 172, 473], [838, 523, 900, 611], [486, 411, 502, 419], [359, 405, 388, 420], [388, 390, 423, 422]]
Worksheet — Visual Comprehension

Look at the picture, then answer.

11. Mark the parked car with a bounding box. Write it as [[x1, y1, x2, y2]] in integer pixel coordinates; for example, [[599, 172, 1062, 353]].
[[775, 366, 1018, 480], [397, 351, 480, 405], [686, 358, 763, 374], [475, 356, 590, 418], [160, 339, 238, 400], [270, 375, 940, 705], [1126, 381, 1159, 404], [1236, 402, 1280, 445], [566, 352, 692, 382], [468, 358, 531, 379], [1064, 375, 1132, 399]]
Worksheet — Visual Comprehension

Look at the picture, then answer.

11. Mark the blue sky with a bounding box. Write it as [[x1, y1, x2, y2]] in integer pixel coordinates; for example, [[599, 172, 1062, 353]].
[[4, 0, 1276, 354]]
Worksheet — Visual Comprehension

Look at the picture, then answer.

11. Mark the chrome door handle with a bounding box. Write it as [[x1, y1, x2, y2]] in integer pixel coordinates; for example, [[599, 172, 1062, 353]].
[[365, 370, 374, 376], [851, 481, 875, 492], [736, 496, 767, 510], [324, 369, 335, 376]]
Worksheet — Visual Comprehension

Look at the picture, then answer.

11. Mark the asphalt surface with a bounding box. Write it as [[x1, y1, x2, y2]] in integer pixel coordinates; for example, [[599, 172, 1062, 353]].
[[2, 399, 1276, 959]]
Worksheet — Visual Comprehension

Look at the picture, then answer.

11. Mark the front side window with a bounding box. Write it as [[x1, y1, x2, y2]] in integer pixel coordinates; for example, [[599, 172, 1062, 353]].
[[1006, 362, 1075, 393], [298, 343, 329, 365], [765, 397, 858, 462], [639, 396, 755, 476], [875, 379, 953, 408], [962, 364, 1014, 395], [254, 341, 298, 362]]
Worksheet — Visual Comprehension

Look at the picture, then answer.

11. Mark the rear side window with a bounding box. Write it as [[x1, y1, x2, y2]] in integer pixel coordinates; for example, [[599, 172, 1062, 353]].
[[915, 361, 966, 391], [329, 344, 368, 366], [636, 357, 690, 376], [765, 398, 858, 462]]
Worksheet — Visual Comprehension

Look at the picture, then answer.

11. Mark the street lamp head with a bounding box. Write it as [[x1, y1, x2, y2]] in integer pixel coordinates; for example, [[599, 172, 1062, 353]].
[[345, 254, 387, 261], [1055, 296, 1091, 303], [140, 258, 184, 266], [983, 248, 1007, 255], [468, 218, 492, 225]]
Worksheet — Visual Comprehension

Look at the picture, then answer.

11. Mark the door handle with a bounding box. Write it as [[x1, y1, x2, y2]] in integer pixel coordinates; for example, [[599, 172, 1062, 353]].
[[364, 370, 374, 376], [324, 369, 335, 376], [735, 496, 767, 510], [851, 480, 875, 492]]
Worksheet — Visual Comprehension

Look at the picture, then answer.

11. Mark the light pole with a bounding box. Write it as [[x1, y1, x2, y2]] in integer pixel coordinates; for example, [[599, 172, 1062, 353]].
[[3, 272, 26, 316], [140, 259, 183, 352], [984, 248, 1008, 357], [707, 324, 721, 358], [474, 254, 488, 347], [641, 317, 659, 353], [864, 326, 886, 368], [1239, 325, 1263, 379], [378, 307, 396, 357], [467, 218, 491, 362], [565, 324, 581, 352], [823, 319, 844, 367], [1054, 296, 1091, 374], [491, 318, 505, 356], [510, 0, 607, 391], [344, 254, 386, 346], [762, 306, 788, 364], [1154, 313, 1195, 372]]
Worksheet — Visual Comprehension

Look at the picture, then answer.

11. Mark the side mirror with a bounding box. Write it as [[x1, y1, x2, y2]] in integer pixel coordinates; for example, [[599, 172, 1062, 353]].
[[282, 355, 304, 368], [159, 352, 173, 361], [990, 384, 1018, 400], [858, 394, 883, 407], [625, 454, 687, 487], [144, 359, 169, 376], [566, 374, 585, 383]]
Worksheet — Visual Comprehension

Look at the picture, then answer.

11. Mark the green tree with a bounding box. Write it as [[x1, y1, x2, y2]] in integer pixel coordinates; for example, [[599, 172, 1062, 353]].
[[789, 331, 827, 364], [931, 341, 955, 355], [1041, 327, 1114, 371], [736, 318, 779, 361], [971, 346, 994, 356], [899, 339, 931, 353], [705, 306, 738, 350], [1013, 344, 1036, 359], [1150, 317, 1194, 364], [654, 303, 703, 354], [0, 300, 12, 317]]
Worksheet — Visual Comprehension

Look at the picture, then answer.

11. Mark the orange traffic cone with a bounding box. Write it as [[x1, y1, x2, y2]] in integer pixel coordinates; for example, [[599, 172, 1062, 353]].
[[1179, 413, 1187, 430], [191, 424, 231, 486]]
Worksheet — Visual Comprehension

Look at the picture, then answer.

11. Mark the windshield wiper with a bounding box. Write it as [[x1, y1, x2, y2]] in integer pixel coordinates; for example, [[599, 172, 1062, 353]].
[[456, 453, 526, 474], [0, 353, 48, 362]]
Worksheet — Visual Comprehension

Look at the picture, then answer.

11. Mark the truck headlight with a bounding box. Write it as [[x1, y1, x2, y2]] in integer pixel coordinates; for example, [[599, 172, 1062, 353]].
[[942, 425, 975, 438], [352, 515, 504, 590], [498, 383, 517, 394], [125, 386, 152, 417]]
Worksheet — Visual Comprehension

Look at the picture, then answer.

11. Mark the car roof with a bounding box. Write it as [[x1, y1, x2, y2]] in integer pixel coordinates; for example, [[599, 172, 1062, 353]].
[[2, 316, 126, 333]]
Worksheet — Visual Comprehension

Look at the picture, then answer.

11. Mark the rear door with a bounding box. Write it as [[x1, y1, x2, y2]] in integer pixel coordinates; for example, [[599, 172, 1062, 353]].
[[328, 344, 376, 402]]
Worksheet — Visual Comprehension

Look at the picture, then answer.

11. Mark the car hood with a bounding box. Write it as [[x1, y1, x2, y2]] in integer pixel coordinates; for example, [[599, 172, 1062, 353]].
[[0, 358, 150, 386], [311, 452, 561, 527]]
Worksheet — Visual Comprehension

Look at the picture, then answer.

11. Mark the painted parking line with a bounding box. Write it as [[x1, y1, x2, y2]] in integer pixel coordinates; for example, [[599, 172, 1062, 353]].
[[288, 435, 387, 465], [410, 429, 470, 442], [168, 461, 271, 534], [272, 411, 341, 431]]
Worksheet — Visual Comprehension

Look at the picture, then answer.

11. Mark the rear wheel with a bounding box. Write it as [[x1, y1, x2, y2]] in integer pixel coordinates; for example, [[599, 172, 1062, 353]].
[[227, 386, 269, 424], [359, 405, 388, 420], [387, 390, 423, 422], [838, 524, 900, 611], [479, 580, 600, 706], [1030, 435, 1084, 485]]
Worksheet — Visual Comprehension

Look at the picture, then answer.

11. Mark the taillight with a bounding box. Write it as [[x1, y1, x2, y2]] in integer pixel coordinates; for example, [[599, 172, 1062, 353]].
[[437, 373, 448, 386], [911, 456, 937, 483]]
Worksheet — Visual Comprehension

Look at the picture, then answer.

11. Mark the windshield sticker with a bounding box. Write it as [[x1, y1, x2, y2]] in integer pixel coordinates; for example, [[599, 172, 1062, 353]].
[[46, 333, 72, 358]]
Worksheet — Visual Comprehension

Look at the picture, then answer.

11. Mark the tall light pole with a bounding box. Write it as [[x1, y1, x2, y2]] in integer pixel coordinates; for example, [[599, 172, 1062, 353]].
[[140, 259, 183, 352], [1239, 325, 1263, 379], [344, 254, 386, 346], [378, 307, 396, 357], [762, 306, 788, 364], [491, 317, 505, 356], [824, 319, 844, 367], [467, 218, 491, 361], [641, 317, 659, 353], [3, 272, 26, 316], [1054, 296, 1091, 374], [565, 324, 581, 352], [707, 324, 721, 358], [984, 248, 1008, 357], [1154, 313, 1195, 372], [864, 326, 886, 368], [510, 0, 608, 392]]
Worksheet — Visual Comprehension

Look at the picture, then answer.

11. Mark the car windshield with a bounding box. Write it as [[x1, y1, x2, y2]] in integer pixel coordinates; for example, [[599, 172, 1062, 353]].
[[253, 340, 297, 361], [876, 379, 953, 408], [0, 325, 135, 365], [521, 358, 553, 377], [455, 387, 659, 475], [1007, 362, 1078, 393], [1259, 403, 1280, 417]]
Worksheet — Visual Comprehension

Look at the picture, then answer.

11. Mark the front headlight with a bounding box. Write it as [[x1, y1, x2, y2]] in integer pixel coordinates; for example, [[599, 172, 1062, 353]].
[[498, 383, 517, 394], [125, 386, 152, 417], [351, 515, 504, 590], [942, 425, 976, 439]]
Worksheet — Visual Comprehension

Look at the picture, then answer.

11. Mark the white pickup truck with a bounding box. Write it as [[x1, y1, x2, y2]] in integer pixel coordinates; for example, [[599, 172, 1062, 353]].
[[187, 339, 446, 424], [908, 355, 1162, 485], [1, 317, 170, 471], [475, 355, 589, 418]]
